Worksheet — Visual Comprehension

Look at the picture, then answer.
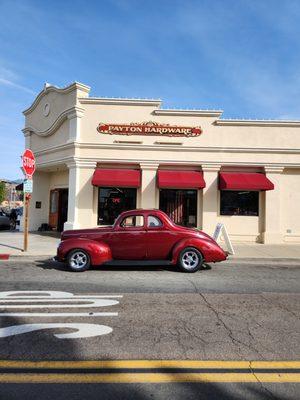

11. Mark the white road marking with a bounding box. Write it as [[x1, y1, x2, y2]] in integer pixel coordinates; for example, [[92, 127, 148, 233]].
[[0, 312, 118, 317], [0, 323, 112, 339], [0, 291, 122, 339], [0, 299, 119, 308], [0, 291, 74, 298], [1, 295, 123, 299], [0, 291, 122, 299]]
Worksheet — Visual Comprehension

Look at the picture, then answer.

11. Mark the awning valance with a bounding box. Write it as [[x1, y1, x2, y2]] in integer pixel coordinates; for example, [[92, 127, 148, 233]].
[[219, 173, 274, 191], [157, 170, 206, 189], [92, 169, 141, 188]]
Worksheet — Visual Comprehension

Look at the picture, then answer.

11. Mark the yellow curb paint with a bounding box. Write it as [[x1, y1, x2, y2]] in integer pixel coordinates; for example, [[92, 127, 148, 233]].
[[0, 360, 299, 369], [0, 373, 299, 384]]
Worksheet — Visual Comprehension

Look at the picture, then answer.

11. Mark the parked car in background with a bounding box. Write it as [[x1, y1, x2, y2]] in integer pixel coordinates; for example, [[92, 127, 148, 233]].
[[56, 209, 227, 272], [0, 210, 11, 230]]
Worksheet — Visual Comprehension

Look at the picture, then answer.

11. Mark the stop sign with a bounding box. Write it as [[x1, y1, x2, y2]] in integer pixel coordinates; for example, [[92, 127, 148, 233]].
[[22, 149, 36, 178]]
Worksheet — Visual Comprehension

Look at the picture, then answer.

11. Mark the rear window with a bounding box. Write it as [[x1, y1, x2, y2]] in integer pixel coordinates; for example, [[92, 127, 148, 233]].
[[148, 215, 163, 227]]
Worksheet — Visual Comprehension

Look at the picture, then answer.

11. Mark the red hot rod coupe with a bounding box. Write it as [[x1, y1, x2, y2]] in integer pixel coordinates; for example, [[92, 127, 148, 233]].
[[56, 209, 227, 272]]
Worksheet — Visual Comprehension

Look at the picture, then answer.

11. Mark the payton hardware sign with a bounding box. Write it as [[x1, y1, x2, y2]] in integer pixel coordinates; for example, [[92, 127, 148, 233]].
[[97, 121, 202, 137]]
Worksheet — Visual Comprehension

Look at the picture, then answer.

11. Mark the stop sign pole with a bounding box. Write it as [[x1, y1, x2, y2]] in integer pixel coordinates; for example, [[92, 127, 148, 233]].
[[22, 149, 36, 252]]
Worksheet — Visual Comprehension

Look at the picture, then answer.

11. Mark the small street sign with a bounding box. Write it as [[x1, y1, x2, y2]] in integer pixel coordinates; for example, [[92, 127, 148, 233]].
[[22, 149, 36, 178], [23, 179, 33, 193]]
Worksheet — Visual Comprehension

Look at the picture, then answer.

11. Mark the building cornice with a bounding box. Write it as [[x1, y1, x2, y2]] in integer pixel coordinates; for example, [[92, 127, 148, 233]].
[[201, 164, 222, 172], [79, 97, 162, 107], [23, 82, 90, 115], [35, 157, 300, 170], [139, 162, 159, 170], [264, 166, 284, 174], [32, 141, 300, 157], [153, 109, 223, 117], [66, 160, 97, 169], [215, 119, 300, 127], [22, 106, 85, 137]]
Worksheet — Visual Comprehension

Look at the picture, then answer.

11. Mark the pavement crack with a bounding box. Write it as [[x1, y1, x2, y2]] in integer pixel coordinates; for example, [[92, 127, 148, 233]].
[[191, 287, 265, 358], [249, 361, 281, 400], [260, 293, 299, 319]]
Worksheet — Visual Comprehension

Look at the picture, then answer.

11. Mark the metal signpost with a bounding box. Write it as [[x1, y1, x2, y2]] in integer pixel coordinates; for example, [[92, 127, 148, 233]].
[[22, 149, 36, 252]]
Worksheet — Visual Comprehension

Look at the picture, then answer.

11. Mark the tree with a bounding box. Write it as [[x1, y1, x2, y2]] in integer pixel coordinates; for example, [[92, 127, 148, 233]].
[[0, 181, 5, 204]]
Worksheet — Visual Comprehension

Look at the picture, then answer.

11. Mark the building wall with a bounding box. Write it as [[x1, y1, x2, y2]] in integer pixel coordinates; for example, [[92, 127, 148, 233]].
[[29, 171, 50, 230], [49, 170, 69, 190], [282, 169, 300, 242], [28, 120, 70, 153], [22, 82, 300, 242]]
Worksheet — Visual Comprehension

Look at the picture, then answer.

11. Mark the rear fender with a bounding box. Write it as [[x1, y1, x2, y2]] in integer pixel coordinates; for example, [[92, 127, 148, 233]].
[[58, 238, 112, 266], [171, 237, 226, 264]]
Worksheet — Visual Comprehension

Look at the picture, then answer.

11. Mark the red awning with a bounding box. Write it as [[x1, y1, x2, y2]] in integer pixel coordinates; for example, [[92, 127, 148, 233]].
[[92, 169, 141, 187], [157, 170, 206, 189], [219, 173, 274, 191]]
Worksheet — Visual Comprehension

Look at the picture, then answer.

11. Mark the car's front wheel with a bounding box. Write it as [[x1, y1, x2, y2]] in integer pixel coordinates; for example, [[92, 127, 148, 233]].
[[178, 247, 203, 272], [67, 249, 91, 272]]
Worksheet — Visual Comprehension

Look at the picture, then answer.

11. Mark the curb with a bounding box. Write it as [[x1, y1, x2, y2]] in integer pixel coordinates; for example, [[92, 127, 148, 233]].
[[226, 257, 300, 263]]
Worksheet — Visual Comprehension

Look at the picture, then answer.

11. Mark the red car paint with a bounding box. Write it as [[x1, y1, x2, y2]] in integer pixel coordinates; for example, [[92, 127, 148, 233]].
[[57, 209, 227, 266]]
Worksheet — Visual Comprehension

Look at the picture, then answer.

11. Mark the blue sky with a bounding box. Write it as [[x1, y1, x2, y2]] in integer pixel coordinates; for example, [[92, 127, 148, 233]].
[[0, 0, 300, 179]]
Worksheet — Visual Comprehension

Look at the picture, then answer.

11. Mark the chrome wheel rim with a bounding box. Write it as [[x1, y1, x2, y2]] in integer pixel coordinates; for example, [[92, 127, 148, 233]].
[[70, 251, 88, 269], [182, 251, 199, 270]]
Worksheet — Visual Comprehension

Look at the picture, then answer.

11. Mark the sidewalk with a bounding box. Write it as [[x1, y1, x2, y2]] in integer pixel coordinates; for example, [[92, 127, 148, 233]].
[[0, 231, 60, 257], [0, 231, 300, 261]]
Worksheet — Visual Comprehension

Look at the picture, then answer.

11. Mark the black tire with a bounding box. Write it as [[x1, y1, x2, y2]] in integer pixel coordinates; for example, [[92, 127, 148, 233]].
[[178, 247, 203, 273], [67, 249, 91, 272]]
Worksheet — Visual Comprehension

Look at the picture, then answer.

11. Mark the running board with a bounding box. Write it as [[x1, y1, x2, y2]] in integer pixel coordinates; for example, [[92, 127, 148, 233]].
[[103, 260, 173, 267]]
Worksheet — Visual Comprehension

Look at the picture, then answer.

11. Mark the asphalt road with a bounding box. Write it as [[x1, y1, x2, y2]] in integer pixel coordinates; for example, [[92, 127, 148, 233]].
[[0, 258, 299, 399]]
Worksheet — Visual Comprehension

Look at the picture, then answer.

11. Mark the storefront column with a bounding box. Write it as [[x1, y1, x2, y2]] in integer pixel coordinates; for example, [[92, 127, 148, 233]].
[[201, 165, 221, 235], [139, 163, 159, 209], [64, 160, 97, 230], [261, 167, 284, 244]]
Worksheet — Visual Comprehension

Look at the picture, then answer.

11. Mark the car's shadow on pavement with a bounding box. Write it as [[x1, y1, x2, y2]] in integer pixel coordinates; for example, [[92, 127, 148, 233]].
[[35, 259, 212, 273]]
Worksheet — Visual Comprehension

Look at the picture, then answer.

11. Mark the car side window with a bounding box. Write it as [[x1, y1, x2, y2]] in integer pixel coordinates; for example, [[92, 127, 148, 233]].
[[148, 215, 163, 228], [121, 215, 144, 228]]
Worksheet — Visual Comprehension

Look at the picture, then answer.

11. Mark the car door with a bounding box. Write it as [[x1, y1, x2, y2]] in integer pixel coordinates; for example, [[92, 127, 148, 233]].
[[107, 214, 147, 260], [146, 215, 179, 260]]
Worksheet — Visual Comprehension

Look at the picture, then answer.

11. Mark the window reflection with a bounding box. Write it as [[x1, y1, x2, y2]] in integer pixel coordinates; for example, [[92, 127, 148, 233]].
[[220, 191, 259, 216]]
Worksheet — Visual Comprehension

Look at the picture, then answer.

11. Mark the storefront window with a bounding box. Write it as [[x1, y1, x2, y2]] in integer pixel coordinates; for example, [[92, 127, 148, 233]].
[[159, 189, 197, 227], [220, 191, 259, 216], [98, 187, 137, 225]]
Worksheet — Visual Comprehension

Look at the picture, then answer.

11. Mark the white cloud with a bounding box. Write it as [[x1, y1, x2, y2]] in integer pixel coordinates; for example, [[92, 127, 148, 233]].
[[0, 77, 35, 95]]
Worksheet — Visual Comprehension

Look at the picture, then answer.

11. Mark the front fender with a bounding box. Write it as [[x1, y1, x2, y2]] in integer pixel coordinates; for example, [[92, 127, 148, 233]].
[[171, 237, 227, 264], [57, 238, 112, 266]]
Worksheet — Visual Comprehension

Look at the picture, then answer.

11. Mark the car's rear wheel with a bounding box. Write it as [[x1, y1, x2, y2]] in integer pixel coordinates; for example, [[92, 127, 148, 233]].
[[178, 247, 203, 272], [67, 249, 90, 272]]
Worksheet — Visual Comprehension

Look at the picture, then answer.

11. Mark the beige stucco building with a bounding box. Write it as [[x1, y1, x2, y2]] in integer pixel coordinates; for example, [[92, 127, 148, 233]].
[[22, 82, 300, 244]]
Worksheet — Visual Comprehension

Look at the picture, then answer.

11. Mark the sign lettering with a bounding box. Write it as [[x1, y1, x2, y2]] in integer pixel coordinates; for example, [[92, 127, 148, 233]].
[[97, 122, 202, 137]]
